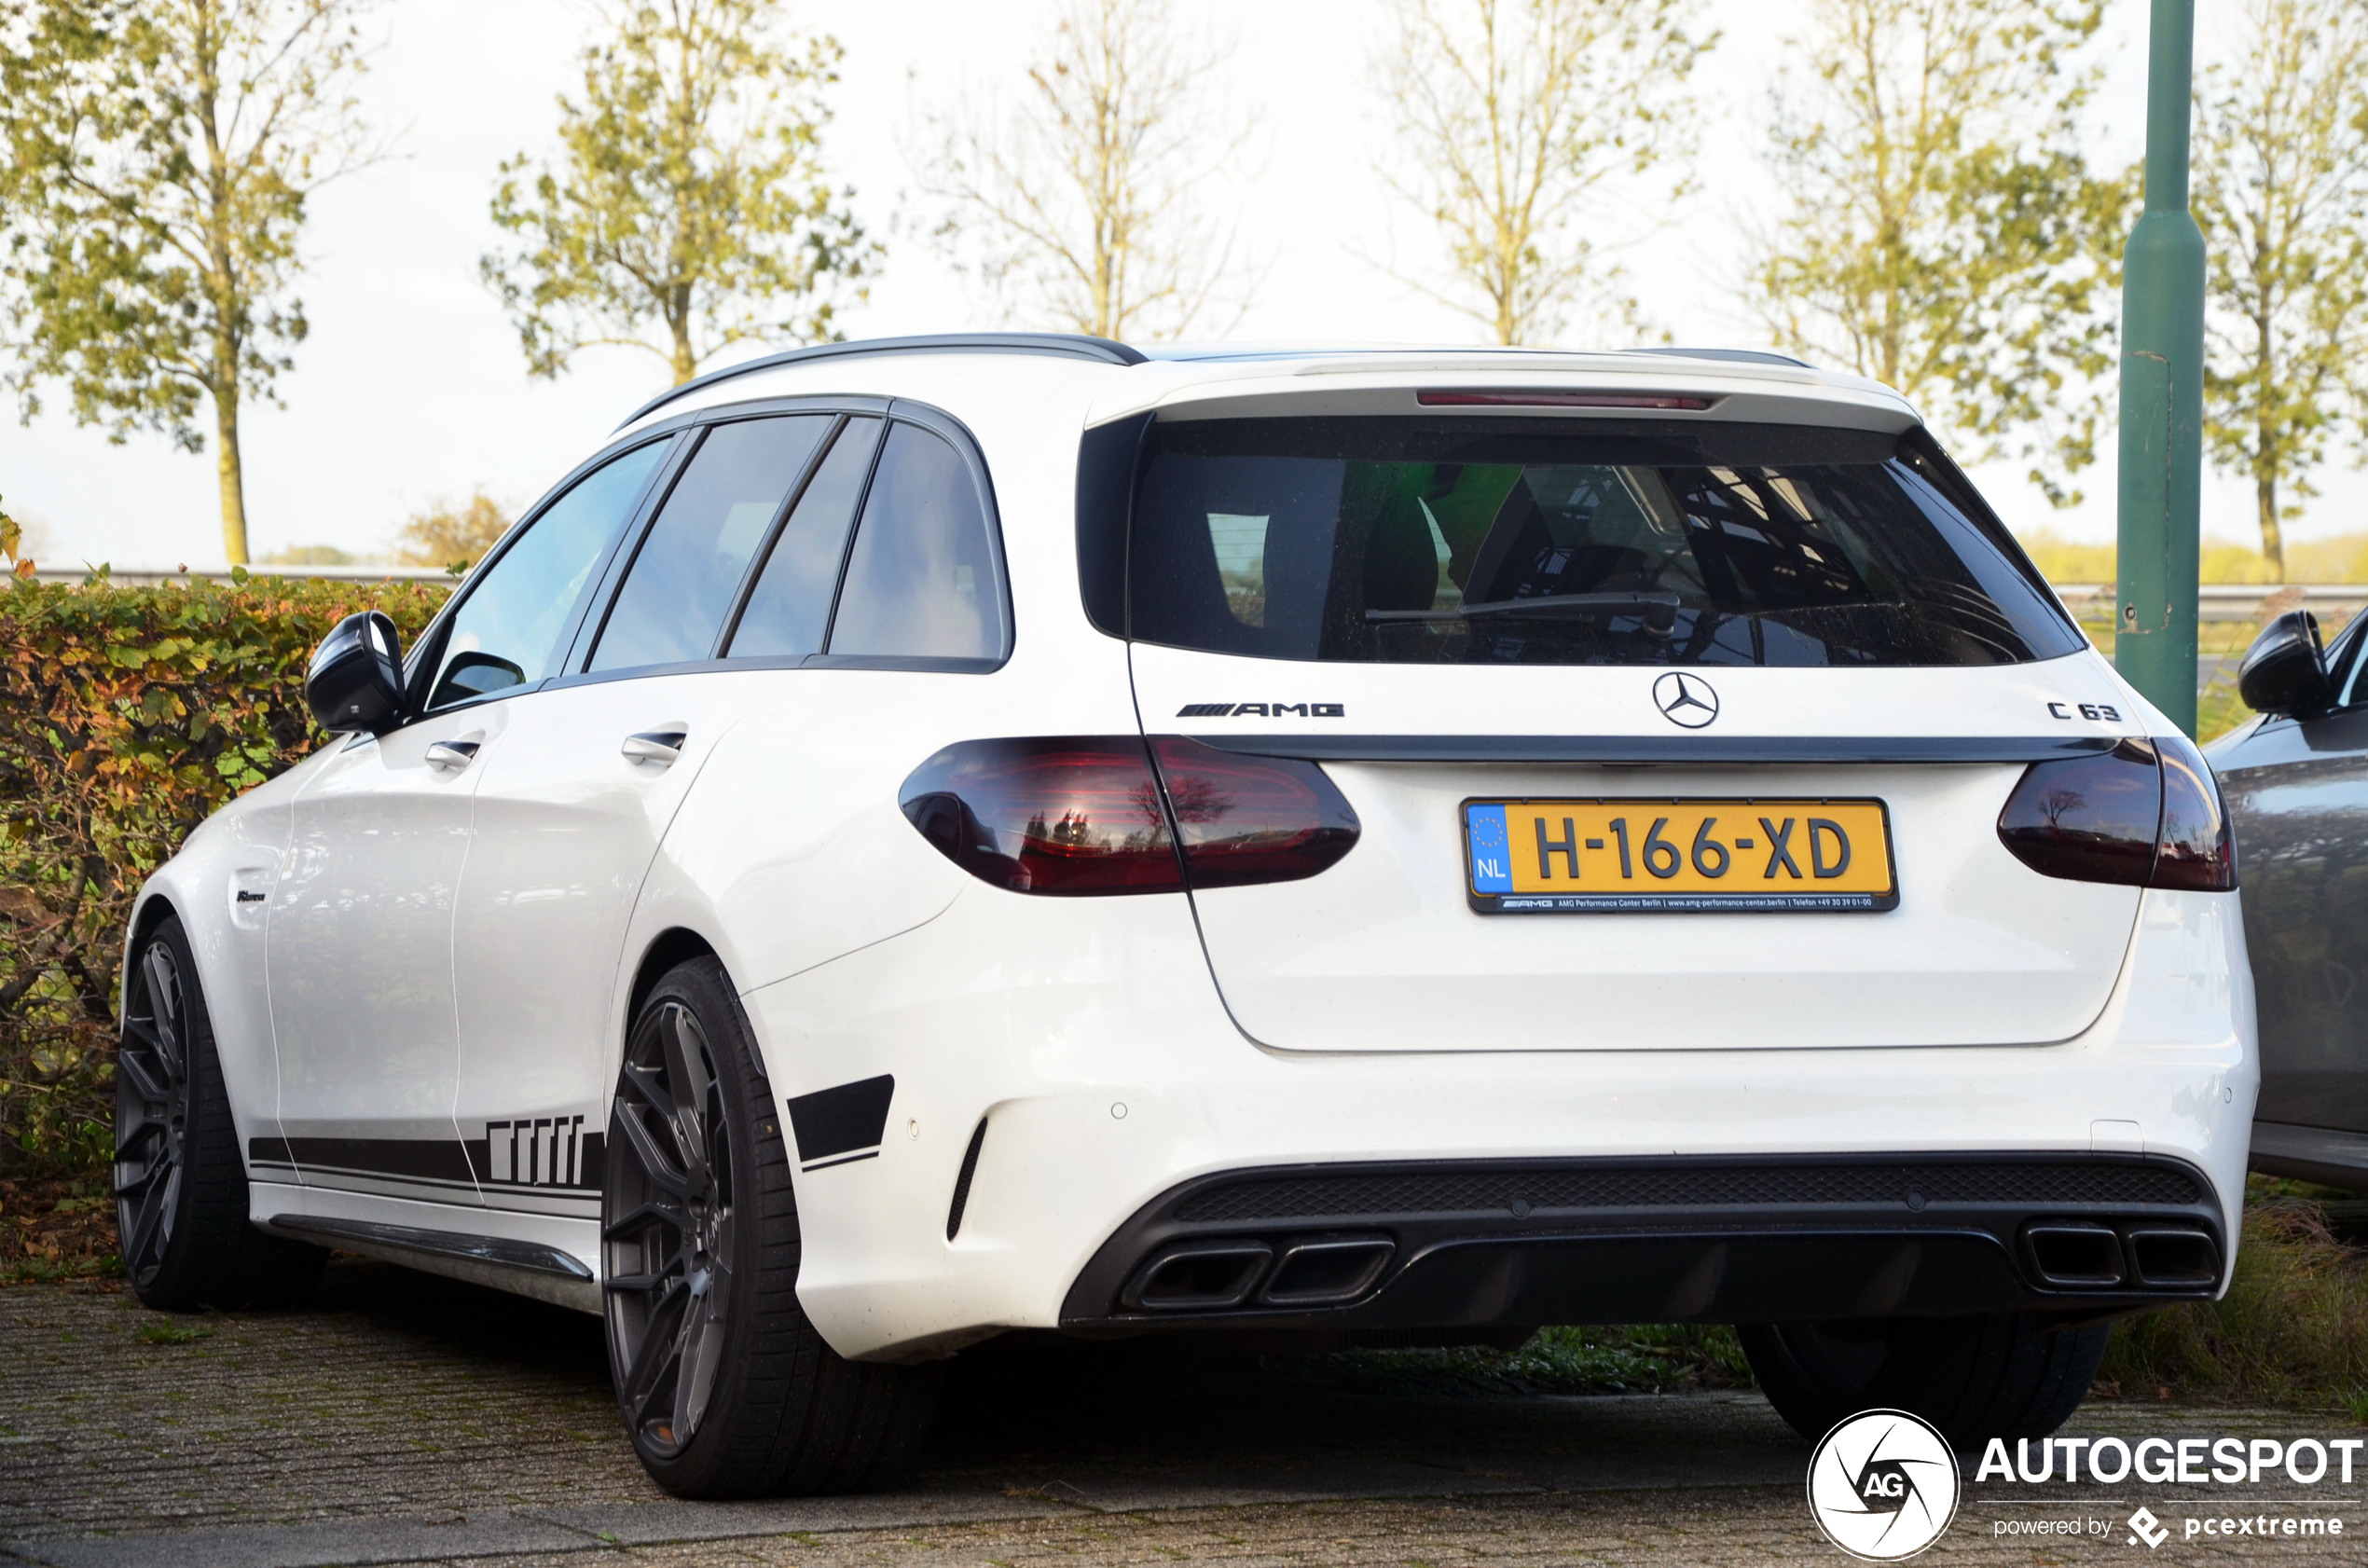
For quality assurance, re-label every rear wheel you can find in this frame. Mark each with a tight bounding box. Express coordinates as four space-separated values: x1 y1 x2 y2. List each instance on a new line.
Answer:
115 915 327 1310
1741 1313 2109 1449
602 956 938 1498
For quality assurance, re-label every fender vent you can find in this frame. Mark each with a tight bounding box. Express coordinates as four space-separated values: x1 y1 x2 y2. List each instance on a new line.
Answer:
946 1118 989 1241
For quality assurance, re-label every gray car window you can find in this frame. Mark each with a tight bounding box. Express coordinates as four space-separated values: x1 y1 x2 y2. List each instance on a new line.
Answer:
589 416 833 673
426 440 669 710
725 417 882 659
826 421 1007 660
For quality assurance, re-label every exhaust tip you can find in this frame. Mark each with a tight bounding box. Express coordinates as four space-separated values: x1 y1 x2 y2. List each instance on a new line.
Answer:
1121 1241 1273 1311
1260 1235 1395 1306
2127 1227 2220 1288
2022 1222 2126 1288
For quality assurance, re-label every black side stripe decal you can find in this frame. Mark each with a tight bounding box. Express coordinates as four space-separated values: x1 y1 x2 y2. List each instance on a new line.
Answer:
786 1075 894 1171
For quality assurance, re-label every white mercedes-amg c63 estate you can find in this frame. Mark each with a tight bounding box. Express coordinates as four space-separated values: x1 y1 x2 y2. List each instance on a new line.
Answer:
117 336 2252 1496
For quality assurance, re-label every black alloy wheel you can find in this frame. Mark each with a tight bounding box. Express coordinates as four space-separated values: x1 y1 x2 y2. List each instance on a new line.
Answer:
116 933 193 1290
599 956 939 1498
604 995 738 1460
113 915 325 1310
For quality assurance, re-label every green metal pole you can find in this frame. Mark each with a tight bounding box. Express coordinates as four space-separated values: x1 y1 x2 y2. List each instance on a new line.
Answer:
2114 0 2206 735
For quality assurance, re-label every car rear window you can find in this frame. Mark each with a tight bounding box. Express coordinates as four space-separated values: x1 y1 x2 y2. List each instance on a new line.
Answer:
1124 419 2082 667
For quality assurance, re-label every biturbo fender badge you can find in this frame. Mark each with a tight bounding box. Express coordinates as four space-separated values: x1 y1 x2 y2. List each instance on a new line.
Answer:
1652 672 1718 729
1177 702 1345 718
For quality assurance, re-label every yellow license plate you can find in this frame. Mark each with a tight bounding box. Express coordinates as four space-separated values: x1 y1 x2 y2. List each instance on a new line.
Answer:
1464 799 1898 914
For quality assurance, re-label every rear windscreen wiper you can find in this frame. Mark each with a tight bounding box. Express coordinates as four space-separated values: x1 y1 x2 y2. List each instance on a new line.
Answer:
1365 591 1683 633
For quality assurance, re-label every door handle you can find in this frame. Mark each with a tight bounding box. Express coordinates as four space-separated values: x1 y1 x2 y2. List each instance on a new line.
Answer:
425 740 481 773
622 730 688 766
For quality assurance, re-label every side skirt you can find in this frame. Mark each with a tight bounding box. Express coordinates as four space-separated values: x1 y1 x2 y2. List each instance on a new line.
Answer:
258 1212 600 1315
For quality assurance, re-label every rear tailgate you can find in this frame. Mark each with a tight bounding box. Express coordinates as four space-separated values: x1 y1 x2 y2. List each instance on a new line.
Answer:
1133 645 2145 1052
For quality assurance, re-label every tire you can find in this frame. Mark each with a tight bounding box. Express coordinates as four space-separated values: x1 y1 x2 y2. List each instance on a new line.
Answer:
602 956 940 1498
1741 1313 2109 1450
115 915 329 1311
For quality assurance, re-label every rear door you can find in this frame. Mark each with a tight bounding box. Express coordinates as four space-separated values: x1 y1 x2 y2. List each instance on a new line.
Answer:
449 413 843 1221
1121 413 2144 1052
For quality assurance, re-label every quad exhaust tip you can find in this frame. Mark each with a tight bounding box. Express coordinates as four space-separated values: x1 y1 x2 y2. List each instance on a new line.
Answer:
1121 1234 1396 1312
2020 1220 2219 1291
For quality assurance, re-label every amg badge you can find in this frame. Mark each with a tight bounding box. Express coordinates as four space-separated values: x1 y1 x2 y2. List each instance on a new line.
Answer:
1176 702 1345 718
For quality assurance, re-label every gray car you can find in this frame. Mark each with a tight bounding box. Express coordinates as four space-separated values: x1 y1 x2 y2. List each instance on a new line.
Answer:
2212 609 2368 1188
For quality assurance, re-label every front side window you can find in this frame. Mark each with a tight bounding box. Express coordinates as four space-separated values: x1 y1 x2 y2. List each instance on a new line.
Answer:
1127 420 2084 667
826 422 1008 661
425 440 669 709
589 415 833 672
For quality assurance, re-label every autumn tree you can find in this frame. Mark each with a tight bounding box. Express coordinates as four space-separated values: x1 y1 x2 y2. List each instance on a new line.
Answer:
0 0 382 565
392 491 510 573
916 0 1257 340
2194 0 2368 582
483 0 875 388
1370 0 1713 347
1745 0 2132 504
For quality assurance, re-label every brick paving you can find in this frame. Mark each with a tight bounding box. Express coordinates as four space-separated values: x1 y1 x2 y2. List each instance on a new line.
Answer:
4 1259 2362 1565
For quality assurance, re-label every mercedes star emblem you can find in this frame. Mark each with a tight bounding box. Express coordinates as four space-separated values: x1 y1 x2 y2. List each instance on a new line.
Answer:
1653 671 1719 728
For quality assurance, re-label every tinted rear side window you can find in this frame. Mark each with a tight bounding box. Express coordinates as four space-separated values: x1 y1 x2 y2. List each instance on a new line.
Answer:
589 415 832 672
1127 419 2082 667
827 422 1008 661
726 416 882 659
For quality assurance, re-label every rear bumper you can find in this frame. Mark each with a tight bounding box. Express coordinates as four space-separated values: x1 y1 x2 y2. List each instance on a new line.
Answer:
1057 1153 2225 1333
737 883 2254 1361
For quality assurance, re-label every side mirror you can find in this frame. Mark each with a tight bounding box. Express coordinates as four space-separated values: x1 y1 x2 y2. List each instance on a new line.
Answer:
2237 609 2333 719
306 611 408 735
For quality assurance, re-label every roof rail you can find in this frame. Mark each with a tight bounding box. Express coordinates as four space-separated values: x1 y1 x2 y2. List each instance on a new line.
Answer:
1634 346 1811 369
617 332 1147 429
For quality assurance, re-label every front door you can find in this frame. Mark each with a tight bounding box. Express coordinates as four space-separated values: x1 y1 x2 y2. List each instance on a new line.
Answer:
265 708 494 1202
267 433 679 1210
2223 628 2368 1135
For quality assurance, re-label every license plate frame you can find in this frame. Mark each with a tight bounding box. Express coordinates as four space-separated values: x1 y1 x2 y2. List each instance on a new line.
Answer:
1462 797 1900 915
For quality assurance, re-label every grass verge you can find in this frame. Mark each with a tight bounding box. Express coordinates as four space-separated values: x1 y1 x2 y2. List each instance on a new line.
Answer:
2100 1177 2368 1411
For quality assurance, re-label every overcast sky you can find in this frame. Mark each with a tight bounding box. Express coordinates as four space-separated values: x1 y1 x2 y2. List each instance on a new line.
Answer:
2 0 2347 570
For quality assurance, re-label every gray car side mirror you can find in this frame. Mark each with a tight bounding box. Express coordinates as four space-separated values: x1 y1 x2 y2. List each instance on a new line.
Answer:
2237 609 2333 719
306 611 409 735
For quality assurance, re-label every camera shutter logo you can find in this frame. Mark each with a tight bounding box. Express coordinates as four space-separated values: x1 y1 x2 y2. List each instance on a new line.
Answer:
1806 1409 1961 1561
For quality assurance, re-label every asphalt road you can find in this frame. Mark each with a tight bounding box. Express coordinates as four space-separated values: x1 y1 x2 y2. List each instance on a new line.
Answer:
1 1259 2359 1566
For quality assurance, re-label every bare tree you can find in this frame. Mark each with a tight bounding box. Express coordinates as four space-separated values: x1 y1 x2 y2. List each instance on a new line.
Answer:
2195 0 2368 581
1744 0 2131 506
1370 0 1714 347
0 0 385 565
916 0 1257 341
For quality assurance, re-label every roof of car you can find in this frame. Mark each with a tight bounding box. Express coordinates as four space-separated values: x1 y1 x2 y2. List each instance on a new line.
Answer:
617 332 1910 433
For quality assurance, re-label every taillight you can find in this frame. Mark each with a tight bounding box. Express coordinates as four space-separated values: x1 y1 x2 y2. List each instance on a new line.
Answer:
1148 736 1360 887
900 736 1361 895
2151 731 2237 891
1996 736 2236 891
900 737 1184 895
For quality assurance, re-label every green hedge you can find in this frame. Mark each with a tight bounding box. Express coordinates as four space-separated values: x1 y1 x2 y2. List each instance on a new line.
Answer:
0 571 450 1176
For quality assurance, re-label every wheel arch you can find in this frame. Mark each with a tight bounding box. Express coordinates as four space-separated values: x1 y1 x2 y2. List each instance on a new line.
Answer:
627 927 723 1023
121 887 182 1020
